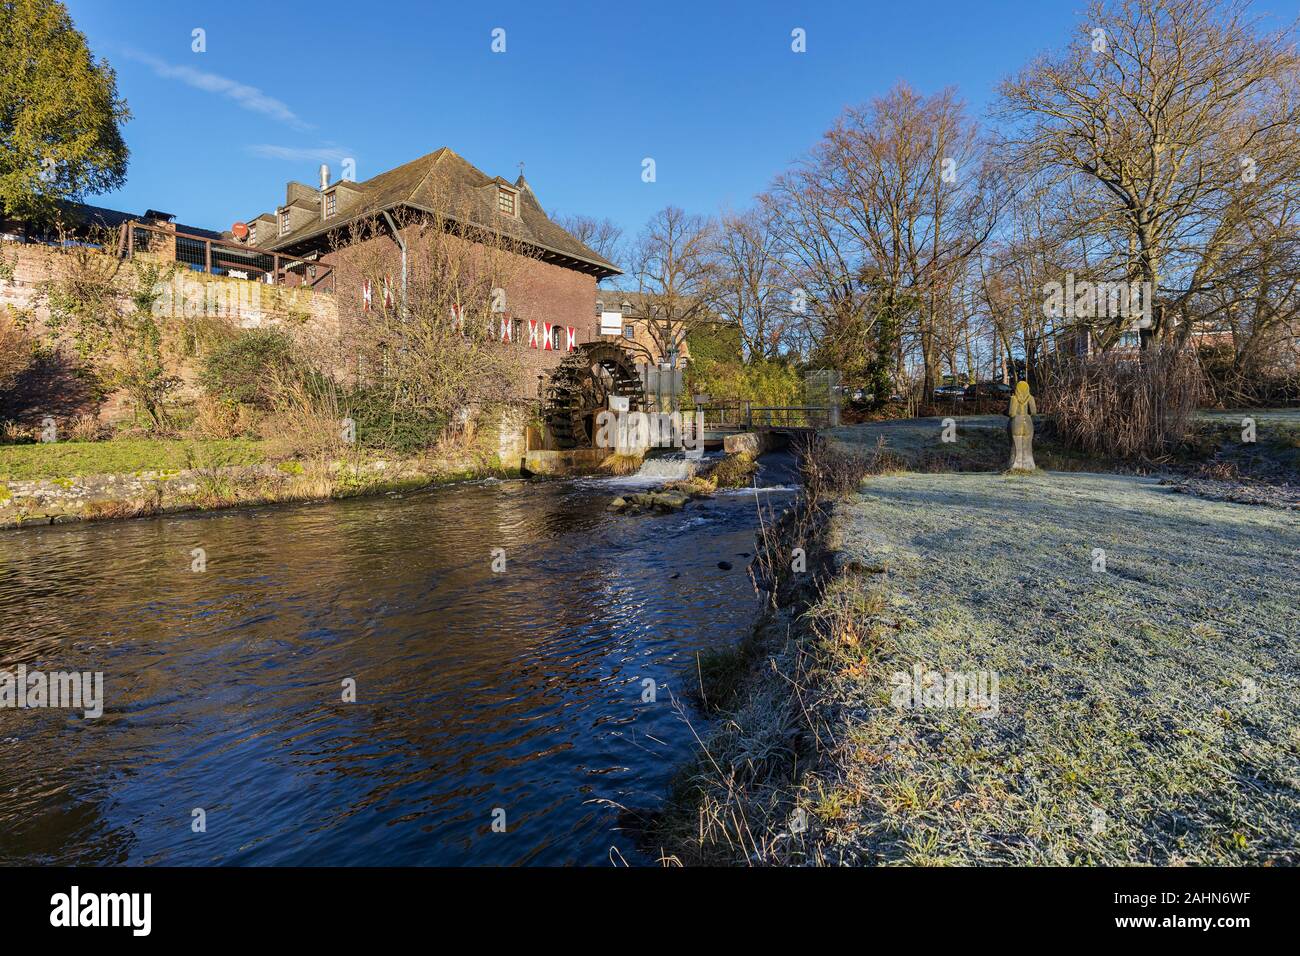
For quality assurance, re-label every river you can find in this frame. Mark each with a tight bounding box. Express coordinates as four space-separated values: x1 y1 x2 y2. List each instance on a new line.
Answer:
0 456 796 865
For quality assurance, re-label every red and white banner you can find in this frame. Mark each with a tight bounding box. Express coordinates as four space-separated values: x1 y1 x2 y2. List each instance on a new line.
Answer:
528 319 539 349
383 275 394 310
566 326 577 351
449 302 464 333
361 279 372 312
501 315 512 343
542 322 554 350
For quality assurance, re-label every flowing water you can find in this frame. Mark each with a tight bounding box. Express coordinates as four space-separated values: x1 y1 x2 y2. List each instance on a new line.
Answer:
631 454 701 483
0 456 797 865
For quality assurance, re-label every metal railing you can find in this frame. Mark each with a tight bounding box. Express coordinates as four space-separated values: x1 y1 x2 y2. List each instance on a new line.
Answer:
698 401 833 431
118 221 335 292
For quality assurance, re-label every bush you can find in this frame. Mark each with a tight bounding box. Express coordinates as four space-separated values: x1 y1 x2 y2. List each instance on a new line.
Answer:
685 325 803 406
798 435 903 500
0 312 34 396
343 386 445 454
68 414 106 442
193 394 258 439
257 372 346 459
1198 342 1300 408
1043 347 1204 459
199 328 296 408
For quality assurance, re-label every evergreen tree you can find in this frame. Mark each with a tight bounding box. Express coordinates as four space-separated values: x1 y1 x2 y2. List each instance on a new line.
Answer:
0 0 129 224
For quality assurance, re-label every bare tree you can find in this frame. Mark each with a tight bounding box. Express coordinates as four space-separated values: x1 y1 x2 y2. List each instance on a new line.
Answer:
998 0 1300 345
709 207 790 360
330 198 525 439
765 83 1000 395
551 212 625 270
626 206 719 367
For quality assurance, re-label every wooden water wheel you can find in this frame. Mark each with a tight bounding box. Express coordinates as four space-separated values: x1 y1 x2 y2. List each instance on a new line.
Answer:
543 342 646 449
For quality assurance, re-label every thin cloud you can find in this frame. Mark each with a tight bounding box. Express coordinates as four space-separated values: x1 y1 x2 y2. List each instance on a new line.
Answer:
124 50 312 130
246 145 354 163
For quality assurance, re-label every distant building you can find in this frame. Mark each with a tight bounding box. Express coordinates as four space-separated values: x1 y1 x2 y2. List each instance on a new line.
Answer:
593 290 694 368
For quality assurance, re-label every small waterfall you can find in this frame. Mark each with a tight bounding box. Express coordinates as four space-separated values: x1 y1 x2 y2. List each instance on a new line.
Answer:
634 455 699 482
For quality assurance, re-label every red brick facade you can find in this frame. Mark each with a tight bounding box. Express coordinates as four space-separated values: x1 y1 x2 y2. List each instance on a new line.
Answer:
320 225 601 401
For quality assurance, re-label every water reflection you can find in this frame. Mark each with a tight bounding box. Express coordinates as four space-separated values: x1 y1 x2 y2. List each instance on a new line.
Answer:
0 463 794 865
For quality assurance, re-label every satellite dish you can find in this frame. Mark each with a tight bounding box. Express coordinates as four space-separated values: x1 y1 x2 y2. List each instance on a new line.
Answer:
231 221 250 240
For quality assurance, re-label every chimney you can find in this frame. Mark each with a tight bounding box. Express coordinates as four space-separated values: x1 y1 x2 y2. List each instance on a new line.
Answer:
318 164 330 191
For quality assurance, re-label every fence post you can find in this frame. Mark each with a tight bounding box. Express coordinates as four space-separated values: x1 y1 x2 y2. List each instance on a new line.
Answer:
205 239 212 275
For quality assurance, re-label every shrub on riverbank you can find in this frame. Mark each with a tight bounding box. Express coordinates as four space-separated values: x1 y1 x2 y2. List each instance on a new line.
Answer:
341 384 446 454
709 451 758 488
199 328 297 408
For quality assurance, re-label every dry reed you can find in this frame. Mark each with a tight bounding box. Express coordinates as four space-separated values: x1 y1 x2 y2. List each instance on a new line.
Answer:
1043 346 1204 459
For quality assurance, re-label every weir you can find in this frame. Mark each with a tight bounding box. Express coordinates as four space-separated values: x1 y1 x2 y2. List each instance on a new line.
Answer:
633 454 701 482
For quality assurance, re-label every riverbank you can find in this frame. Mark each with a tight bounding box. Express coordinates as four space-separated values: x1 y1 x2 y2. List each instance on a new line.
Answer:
0 438 770 530
657 465 1300 865
826 410 1300 489
0 441 517 530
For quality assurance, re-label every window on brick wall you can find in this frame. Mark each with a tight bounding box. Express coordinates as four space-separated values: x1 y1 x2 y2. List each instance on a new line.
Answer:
624 325 635 340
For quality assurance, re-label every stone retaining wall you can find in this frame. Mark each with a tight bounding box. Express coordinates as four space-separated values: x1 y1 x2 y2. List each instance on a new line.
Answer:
0 455 481 530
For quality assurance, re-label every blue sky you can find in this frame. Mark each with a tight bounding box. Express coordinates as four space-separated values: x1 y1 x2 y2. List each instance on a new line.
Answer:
64 1 1094 236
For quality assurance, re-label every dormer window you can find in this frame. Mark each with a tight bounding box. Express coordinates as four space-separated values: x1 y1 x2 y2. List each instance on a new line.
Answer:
497 187 517 217
279 208 291 236
324 191 337 219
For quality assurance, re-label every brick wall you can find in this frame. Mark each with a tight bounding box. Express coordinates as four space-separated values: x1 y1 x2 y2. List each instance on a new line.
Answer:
3 230 606 411
1 241 340 422
0 242 338 341
322 225 602 401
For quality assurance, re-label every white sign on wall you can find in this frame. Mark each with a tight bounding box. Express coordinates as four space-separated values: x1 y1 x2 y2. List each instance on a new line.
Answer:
599 311 624 335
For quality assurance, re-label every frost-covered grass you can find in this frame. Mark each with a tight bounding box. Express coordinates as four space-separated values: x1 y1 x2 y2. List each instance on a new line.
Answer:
661 470 1299 866
826 415 1006 470
810 471 1300 864
828 410 1300 486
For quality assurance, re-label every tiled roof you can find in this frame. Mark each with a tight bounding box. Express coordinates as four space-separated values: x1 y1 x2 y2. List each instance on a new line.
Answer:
35 200 223 240
262 147 620 277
